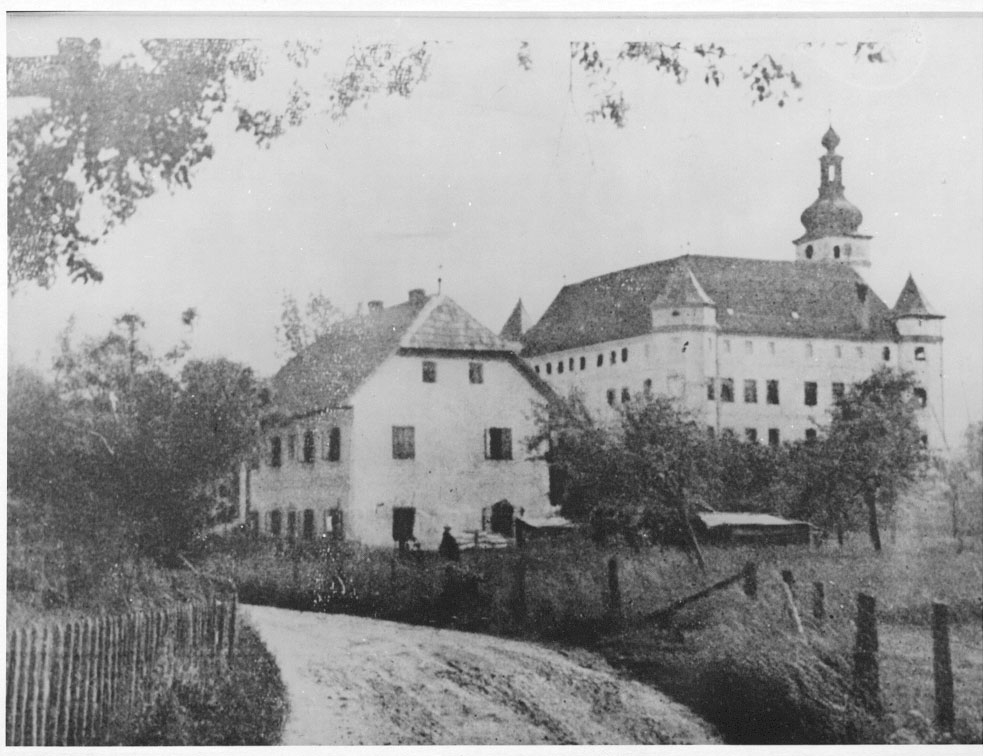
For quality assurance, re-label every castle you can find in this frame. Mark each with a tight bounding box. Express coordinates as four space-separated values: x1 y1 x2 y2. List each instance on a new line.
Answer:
511 127 945 448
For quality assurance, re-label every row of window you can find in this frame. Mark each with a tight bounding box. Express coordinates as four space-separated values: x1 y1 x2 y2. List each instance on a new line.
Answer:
268 425 515 466
535 347 630 376
270 427 341 467
422 360 485 384
535 341 925 376
711 425 928 447
392 426 514 461
262 508 344 539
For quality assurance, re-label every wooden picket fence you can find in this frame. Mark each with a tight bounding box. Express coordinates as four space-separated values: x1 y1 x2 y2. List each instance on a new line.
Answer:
5 595 237 747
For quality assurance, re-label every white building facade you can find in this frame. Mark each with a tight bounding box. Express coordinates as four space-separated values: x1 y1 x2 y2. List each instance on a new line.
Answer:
515 128 945 447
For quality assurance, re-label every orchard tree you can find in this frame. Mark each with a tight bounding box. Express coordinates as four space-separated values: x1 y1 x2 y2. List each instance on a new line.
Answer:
275 291 344 357
818 367 928 551
8 32 889 290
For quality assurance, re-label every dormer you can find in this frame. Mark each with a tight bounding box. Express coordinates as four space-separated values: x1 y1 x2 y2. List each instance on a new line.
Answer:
650 260 717 331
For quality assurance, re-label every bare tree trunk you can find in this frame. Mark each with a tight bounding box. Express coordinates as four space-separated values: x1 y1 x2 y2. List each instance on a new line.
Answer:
865 487 882 552
836 518 845 548
679 503 707 574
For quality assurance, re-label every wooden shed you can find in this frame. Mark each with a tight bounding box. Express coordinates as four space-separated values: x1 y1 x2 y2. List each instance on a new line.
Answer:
694 512 812 546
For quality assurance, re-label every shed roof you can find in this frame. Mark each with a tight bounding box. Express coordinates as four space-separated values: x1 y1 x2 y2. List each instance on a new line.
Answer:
521 255 897 356
697 512 810 529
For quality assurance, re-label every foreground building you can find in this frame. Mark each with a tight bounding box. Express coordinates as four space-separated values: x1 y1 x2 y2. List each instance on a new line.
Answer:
515 128 945 447
245 290 554 547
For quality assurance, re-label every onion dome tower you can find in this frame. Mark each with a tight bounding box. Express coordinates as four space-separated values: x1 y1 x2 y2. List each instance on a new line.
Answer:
794 127 872 267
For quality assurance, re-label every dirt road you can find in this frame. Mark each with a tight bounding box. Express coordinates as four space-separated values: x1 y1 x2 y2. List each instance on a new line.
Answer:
243 604 718 745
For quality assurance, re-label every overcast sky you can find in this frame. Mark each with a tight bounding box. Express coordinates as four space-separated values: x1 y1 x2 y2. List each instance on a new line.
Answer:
7 13 982 445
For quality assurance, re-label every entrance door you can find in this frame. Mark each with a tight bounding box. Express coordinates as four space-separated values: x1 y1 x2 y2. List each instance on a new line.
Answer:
490 499 514 537
392 507 416 550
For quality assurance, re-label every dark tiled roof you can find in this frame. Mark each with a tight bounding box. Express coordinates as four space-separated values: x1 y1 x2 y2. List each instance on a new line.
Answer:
521 255 897 356
893 274 943 318
269 297 429 417
402 297 512 351
500 298 532 340
269 295 549 419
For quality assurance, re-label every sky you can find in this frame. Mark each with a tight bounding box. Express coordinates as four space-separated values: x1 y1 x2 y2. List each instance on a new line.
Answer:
6 13 983 446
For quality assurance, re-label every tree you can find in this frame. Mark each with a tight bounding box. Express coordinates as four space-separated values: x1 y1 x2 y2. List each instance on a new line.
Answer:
275 291 344 357
809 367 928 551
8 32 888 290
31 312 261 562
938 422 984 551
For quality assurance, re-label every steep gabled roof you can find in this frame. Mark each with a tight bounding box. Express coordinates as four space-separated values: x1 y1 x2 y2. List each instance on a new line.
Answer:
269 294 540 418
652 260 715 308
500 298 532 341
892 274 943 319
521 254 897 356
269 296 429 417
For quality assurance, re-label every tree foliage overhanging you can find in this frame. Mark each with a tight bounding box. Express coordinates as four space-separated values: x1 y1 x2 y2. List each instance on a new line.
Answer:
8 33 889 290
530 366 929 551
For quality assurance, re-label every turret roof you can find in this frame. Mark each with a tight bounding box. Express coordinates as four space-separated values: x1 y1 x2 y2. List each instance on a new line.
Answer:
893 274 943 318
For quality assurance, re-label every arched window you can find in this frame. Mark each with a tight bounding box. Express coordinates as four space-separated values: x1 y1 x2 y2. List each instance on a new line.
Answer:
621 347 628 362
913 387 928 408
882 346 891 361
302 430 316 463
915 346 926 361
833 245 841 259
643 378 652 396
805 244 814 259
546 362 552 375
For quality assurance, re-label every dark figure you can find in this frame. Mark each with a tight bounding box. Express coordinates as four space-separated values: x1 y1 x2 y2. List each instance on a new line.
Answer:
438 526 460 561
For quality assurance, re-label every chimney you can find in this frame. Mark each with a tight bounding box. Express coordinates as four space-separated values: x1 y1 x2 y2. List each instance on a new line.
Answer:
408 288 427 306
367 300 384 314
856 282 871 332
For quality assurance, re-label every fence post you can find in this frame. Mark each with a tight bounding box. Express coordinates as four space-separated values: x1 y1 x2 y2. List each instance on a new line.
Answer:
812 582 825 625
38 624 52 746
607 557 623 630
512 556 527 623
48 624 63 746
780 570 804 636
854 592 881 713
932 602 955 734
8 627 22 746
742 561 757 599
68 621 81 746
228 593 238 659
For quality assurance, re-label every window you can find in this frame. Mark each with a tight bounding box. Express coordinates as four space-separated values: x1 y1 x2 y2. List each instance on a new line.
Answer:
422 360 437 383
621 387 630 403
546 362 552 375
485 427 513 460
534 364 540 374
722 428 736 439
569 357 575 371
805 244 814 259
287 510 297 539
805 342 814 358
597 354 604 367
745 428 758 443
707 378 715 401
805 428 818 444
920 434 929 447
744 380 758 404
287 434 297 461
832 382 845 401
804 382 818 406
607 389 616 406
302 509 315 540
392 426 415 459
323 426 341 462
269 509 282 536
882 346 891 361
766 380 779 405
768 428 780 446
270 436 282 468
833 244 841 259
557 361 564 374
610 350 617 365
326 509 344 540
745 340 753 355
580 356 586 370
302 430 316 463
469 362 484 384
707 426 716 438
621 347 628 363
915 346 926 361
720 378 734 403
913 387 927 408
643 378 652 396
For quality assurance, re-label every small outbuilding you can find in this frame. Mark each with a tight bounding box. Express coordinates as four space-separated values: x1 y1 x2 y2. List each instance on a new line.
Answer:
694 512 812 546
